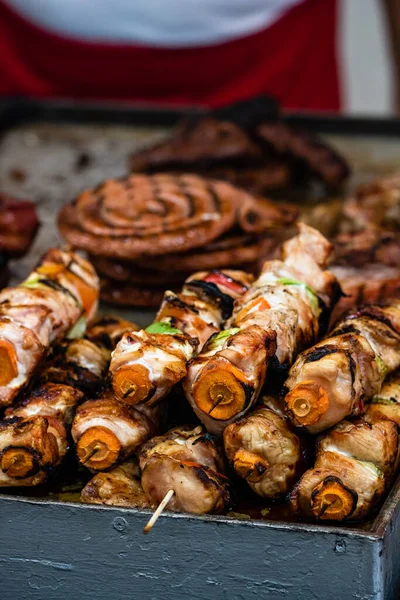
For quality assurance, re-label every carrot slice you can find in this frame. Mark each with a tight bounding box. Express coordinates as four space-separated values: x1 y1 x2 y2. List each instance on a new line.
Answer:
0 340 18 386
66 271 97 317
233 449 269 483
112 364 153 405
76 426 121 471
0 447 37 478
193 361 248 420
311 477 357 520
285 380 329 426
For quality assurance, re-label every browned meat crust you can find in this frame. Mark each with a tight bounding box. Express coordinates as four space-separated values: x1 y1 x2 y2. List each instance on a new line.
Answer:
81 460 152 508
129 115 349 191
329 264 400 326
133 235 275 273
99 279 173 308
58 173 246 259
130 118 263 172
256 122 350 189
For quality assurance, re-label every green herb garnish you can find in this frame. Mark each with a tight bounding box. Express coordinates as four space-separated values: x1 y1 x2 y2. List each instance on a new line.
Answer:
66 315 87 340
276 278 320 313
20 275 41 289
370 396 396 406
145 322 183 335
375 355 388 379
207 327 240 350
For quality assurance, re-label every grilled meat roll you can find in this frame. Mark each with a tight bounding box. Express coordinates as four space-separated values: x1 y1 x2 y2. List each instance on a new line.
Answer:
184 224 340 435
139 425 231 515
81 458 151 508
290 417 398 521
0 416 61 485
5 382 83 464
111 329 197 407
5 382 82 428
110 270 252 407
183 326 277 435
0 249 99 407
41 338 110 397
72 391 157 471
285 302 400 434
86 316 140 350
223 399 303 499
41 315 138 398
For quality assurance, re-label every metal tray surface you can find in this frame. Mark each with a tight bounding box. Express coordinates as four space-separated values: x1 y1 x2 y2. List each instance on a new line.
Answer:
0 99 399 599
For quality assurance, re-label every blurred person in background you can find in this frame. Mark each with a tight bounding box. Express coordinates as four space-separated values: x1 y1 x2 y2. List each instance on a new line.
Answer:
0 0 399 113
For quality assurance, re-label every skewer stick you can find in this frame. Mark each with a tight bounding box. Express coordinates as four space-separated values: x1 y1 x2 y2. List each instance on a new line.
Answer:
80 446 100 465
143 489 175 534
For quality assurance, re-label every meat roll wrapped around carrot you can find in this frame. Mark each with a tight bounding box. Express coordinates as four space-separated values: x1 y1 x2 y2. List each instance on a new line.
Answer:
72 391 157 471
5 383 83 465
81 458 151 508
0 249 99 406
223 397 304 499
184 224 341 435
290 417 398 521
0 416 61 485
41 315 139 397
110 270 252 406
139 425 231 515
183 326 277 435
285 302 400 434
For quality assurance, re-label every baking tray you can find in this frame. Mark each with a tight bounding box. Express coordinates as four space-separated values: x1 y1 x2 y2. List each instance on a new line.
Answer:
0 98 400 600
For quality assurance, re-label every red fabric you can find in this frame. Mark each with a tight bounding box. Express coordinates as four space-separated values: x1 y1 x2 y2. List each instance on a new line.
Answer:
0 0 340 111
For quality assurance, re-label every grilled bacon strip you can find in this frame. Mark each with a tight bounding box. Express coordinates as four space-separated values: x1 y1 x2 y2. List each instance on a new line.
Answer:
184 224 340 435
139 425 231 515
81 459 152 508
290 417 398 521
0 249 99 407
223 398 304 499
110 270 252 407
72 391 157 471
0 416 60 485
285 303 400 434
